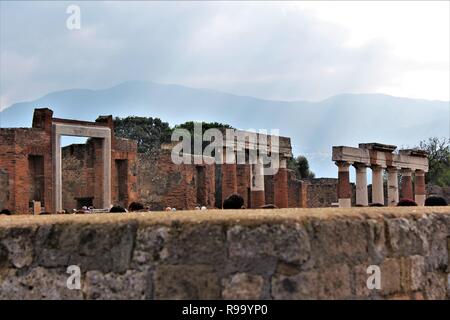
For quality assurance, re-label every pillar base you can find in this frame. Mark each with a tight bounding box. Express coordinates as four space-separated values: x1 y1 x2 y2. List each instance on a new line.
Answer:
415 194 426 206
338 198 351 208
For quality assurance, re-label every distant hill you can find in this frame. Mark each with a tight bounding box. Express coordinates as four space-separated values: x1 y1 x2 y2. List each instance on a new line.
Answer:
1 81 448 178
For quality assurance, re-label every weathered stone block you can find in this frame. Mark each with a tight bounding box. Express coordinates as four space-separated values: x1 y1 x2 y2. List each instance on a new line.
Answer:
0 267 82 300
132 226 169 266
417 215 449 271
424 272 447 300
386 218 425 257
227 223 310 265
35 222 137 273
153 265 220 299
0 226 36 268
221 273 264 300
403 255 426 292
271 271 318 300
316 264 352 299
380 258 402 296
83 269 150 300
366 219 386 264
309 218 368 266
354 264 376 298
164 223 227 265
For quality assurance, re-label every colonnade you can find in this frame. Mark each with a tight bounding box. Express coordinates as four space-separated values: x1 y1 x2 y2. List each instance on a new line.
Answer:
336 161 426 207
332 143 429 207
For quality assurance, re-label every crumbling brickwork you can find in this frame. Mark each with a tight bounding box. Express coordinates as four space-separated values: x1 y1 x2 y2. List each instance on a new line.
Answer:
307 178 357 208
0 123 52 213
0 108 138 213
2 108 308 212
288 171 308 208
135 150 215 210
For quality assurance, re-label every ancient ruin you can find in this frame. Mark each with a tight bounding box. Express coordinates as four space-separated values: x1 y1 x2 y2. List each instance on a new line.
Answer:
0 108 138 214
0 108 308 213
332 143 429 207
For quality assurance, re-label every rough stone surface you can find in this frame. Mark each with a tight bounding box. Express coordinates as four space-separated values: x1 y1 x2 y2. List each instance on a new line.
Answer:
222 273 264 299
0 207 449 299
153 265 220 299
83 269 150 300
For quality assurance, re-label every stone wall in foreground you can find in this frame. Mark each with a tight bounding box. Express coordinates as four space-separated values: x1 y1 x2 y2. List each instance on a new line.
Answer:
0 207 449 300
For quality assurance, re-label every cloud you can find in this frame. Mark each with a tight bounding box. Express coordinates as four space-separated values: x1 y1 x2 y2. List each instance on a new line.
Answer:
0 1 448 109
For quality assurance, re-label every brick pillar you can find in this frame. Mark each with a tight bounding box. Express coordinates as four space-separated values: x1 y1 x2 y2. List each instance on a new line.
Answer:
273 158 288 208
401 168 413 200
354 163 368 206
221 148 237 200
336 161 351 207
387 167 399 206
414 170 426 206
236 164 251 208
32 108 53 133
250 158 265 208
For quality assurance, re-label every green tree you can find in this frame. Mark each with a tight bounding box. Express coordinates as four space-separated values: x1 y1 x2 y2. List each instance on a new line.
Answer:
288 155 315 179
417 137 450 187
173 121 234 155
113 116 172 153
173 121 233 134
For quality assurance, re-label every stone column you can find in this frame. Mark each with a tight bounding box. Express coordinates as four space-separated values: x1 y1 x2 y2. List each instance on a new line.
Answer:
273 157 288 208
401 168 413 200
414 169 426 206
354 163 368 206
387 167 399 206
221 148 237 200
336 161 351 208
371 165 384 205
251 157 265 208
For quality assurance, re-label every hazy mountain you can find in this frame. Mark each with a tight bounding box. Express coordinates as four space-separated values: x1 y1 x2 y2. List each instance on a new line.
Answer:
1 81 448 178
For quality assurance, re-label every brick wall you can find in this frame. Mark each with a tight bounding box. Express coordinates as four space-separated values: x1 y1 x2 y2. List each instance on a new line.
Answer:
307 178 356 208
0 169 9 210
0 126 52 213
136 150 216 210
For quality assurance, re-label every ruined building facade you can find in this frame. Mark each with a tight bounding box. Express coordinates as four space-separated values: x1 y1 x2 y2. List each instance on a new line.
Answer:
0 108 138 213
0 108 308 213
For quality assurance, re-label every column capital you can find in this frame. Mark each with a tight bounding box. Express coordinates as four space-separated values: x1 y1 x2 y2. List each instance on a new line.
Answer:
353 162 369 170
401 167 413 176
370 164 384 171
386 166 400 173
335 161 351 171
415 169 425 176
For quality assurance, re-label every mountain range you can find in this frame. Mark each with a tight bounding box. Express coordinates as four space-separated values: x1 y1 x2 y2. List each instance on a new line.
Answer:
1 81 448 178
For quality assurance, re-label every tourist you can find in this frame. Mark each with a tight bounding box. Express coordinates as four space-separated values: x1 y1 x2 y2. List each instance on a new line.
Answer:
165 207 172 211
424 196 448 206
201 206 207 210
0 209 11 215
128 202 145 212
109 205 127 213
397 199 418 206
223 193 245 209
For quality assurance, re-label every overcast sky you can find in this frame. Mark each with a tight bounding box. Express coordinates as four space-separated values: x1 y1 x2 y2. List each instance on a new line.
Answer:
0 1 449 110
